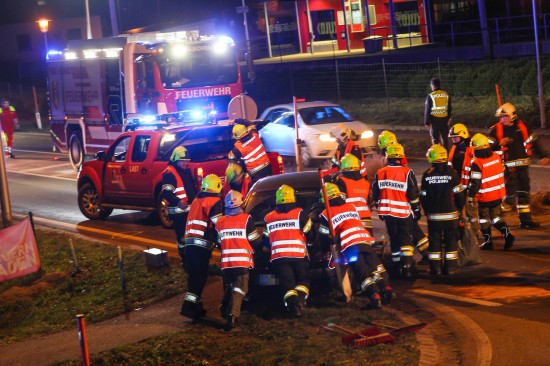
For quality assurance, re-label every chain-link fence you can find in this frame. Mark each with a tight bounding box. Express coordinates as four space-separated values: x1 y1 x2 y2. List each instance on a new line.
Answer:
249 57 550 110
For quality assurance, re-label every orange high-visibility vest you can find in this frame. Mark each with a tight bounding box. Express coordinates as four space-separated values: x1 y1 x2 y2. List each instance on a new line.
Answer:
470 152 506 203
162 165 188 213
265 207 307 261
448 144 474 187
494 120 532 160
340 176 371 219
376 165 413 218
185 196 221 240
233 132 271 175
320 203 375 252
216 213 254 269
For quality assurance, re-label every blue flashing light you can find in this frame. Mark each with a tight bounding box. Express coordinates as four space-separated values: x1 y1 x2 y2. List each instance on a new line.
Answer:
141 115 157 123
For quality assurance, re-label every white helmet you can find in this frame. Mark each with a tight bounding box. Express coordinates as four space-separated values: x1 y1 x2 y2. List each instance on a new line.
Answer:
224 190 244 209
330 123 351 141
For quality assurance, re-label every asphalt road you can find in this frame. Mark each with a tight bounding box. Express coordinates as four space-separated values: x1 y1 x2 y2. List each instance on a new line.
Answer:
3 131 550 366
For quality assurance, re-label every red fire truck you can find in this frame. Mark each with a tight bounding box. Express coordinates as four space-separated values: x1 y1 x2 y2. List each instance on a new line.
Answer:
47 31 242 169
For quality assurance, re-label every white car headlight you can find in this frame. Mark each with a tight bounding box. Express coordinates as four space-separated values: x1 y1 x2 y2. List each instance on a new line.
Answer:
361 130 374 139
318 134 336 142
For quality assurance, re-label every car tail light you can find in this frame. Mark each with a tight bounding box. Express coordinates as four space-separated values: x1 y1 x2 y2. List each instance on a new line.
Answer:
277 155 284 173
197 167 204 179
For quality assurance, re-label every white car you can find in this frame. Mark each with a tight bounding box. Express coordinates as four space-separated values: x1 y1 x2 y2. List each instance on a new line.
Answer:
259 101 376 165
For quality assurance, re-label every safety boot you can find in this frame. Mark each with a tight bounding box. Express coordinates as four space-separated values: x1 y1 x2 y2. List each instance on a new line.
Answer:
520 220 540 229
381 285 393 305
368 293 382 309
480 228 494 250
498 225 515 250
224 315 239 332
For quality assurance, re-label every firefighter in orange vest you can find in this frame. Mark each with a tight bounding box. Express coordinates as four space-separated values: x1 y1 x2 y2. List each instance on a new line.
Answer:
336 153 373 235
264 184 314 317
216 190 261 331
372 143 421 278
319 183 392 308
180 174 223 320
330 123 367 178
420 145 465 275
468 134 514 250
229 123 271 184
378 131 430 263
161 146 192 264
225 162 252 197
489 103 549 228
448 123 479 230
424 78 452 150
0 98 19 158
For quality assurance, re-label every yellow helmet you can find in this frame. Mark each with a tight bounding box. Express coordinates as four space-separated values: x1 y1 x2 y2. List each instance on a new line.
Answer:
276 184 296 204
170 146 189 162
330 123 351 141
426 144 448 163
448 123 469 139
320 182 342 203
470 133 490 150
224 190 244 208
495 102 517 121
340 153 361 171
232 123 249 140
201 174 223 193
377 130 397 149
386 143 405 159
225 163 244 184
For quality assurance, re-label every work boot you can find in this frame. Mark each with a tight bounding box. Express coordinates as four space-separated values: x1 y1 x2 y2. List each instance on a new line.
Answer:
368 293 382 309
480 228 494 250
224 316 239 332
180 301 198 320
381 285 393 305
520 220 540 229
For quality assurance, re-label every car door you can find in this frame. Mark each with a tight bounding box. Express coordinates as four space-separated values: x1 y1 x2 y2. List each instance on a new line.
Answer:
103 134 155 206
260 114 296 156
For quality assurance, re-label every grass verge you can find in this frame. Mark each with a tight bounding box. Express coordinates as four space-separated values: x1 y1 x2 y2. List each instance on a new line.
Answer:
0 228 186 346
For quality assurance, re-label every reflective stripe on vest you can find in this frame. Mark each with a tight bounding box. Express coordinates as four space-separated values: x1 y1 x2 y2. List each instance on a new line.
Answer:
427 211 460 221
234 133 270 175
216 213 254 269
341 176 371 219
265 207 307 261
321 203 375 252
185 196 221 240
162 165 188 213
495 120 532 159
377 165 413 218
471 153 506 202
429 90 449 118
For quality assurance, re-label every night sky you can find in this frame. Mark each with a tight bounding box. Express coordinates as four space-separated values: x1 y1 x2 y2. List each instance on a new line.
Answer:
0 0 245 35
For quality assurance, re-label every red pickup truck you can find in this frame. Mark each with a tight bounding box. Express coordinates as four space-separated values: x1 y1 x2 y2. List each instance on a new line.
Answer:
76 122 284 228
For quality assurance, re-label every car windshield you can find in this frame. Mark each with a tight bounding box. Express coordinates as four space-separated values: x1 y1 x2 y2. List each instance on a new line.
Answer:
298 106 354 125
158 126 234 161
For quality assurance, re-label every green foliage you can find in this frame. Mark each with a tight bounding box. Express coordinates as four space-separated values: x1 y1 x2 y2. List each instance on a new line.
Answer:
0 229 186 345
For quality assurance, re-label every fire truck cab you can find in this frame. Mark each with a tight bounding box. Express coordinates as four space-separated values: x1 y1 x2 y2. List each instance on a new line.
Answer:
47 31 242 170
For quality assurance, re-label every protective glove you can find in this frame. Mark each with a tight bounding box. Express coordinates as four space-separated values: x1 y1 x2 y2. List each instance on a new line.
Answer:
413 209 421 221
466 197 477 217
378 214 385 222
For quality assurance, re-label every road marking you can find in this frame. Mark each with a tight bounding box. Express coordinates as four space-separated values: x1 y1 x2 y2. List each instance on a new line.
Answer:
7 169 76 181
17 163 73 173
410 295 492 366
409 288 502 307
14 148 64 156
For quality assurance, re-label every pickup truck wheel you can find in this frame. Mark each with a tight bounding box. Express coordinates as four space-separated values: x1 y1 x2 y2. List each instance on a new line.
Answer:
157 194 174 229
78 183 113 220
69 133 85 171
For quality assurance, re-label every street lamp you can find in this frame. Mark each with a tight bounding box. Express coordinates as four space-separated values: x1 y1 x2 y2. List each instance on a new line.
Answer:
37 19 50 55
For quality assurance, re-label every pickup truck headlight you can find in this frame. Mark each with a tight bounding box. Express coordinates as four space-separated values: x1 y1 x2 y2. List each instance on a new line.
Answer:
361 130 374 139
318 134 336 142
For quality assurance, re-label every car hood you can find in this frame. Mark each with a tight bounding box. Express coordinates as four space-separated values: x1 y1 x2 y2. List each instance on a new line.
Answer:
302 120 371 133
